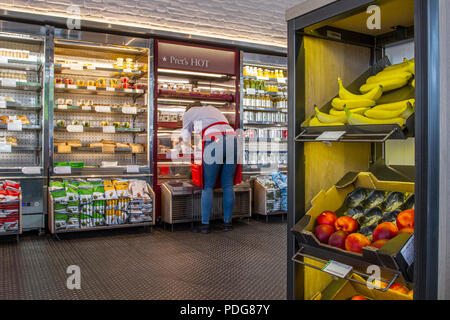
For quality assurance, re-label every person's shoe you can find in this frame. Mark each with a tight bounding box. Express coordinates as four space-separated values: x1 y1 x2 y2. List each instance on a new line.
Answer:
192 224 210 234
223 222 233 232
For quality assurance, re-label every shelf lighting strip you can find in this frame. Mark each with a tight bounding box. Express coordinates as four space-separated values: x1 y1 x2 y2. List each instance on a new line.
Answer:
158 68 227 78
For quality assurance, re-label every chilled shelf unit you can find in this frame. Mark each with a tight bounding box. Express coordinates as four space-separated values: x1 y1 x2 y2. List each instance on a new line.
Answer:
241 53 288 178
154 40 244 220
47 29 154 234
0 22 48 233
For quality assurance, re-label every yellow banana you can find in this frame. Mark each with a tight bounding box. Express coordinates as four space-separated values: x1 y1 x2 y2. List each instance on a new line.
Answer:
383 61 409 72
411 79 415 88
366 71 412 84
400 102 415 119
377 60 414 77
371 99 415 111
315 107 347 123
364 105 407 119
331 98 376 110
360 77 408 93
345 107 406 126
338 77 383 101
330 107 369 116
309 116 344 127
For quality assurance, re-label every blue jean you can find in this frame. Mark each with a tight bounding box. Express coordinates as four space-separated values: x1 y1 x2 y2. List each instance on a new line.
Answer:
201 135 237 224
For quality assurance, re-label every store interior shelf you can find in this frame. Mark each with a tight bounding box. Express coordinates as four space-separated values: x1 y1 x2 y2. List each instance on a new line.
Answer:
0 124 41 130
54 64 146 79
157 153 194 161
54 221 153 234
0 81 42 91
0 58 41 71
2 102 41 111
54 146 145 154
157 122 182 129
245 138 287 142
1 146 42 152
158 91 234 102
243 107 287 112
54 126 145 133
243 121 288 126
53 105 147 114
54 85 145 97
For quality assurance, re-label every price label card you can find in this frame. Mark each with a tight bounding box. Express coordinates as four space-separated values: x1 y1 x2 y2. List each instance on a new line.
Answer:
7 122 22 131
81 106 92 111
322 260 353 279
135 89 144 93
124 88 133 93
124 68 132 73
55 84 65 89
0 97 6 109
86 65 95 70
0 144 12 153
106 87 115 92
126 165 140 173
66 124 84 133
122 106 137 114
95 105 111 113
22 167 41 175
277 77 287 84
2 79 17 87
70 65 83 71
256 76 269 81
102 125 115 133
57 104 68 110
246 88 256 95
0 57 8 64
87 86 96 90
316 131 346 142
54 166 71 175
67 84 77 89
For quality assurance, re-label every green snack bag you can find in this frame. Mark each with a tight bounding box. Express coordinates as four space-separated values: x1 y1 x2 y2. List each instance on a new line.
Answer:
51 189 68 203
54 213 68 230
93 185 105 200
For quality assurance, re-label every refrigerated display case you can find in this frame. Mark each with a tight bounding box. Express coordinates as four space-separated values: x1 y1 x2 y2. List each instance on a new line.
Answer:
0 21 48 233
47 28 154 234
241 53 288 178
286 0 428 300
154 40 249 221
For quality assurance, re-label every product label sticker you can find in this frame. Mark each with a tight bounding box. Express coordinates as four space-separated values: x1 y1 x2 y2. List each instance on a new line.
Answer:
67 84 77 89
21 167 41 174
126 165 140 173
55 84 65 89
0 57 7 64
57 104 68 110
66 124 84 133
316 131 346 142
277 77 287 84
102 125 115 133
122 106 137 114
322 260 353 279
95 105 111 113
2 79 17 87
0 144 12 153
7 122 22 131
87 86 96 90
106 87 115 92
246 88 256 95
54 166 71 174
0 97 6 108
81 106 92 111
70 65 83 71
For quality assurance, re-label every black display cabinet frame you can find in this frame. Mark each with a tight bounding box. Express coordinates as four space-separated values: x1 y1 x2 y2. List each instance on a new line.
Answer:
287 0 440 300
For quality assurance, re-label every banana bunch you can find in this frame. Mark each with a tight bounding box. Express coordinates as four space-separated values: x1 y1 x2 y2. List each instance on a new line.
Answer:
360 58 415 94
345 107 406 127
364 99 415 120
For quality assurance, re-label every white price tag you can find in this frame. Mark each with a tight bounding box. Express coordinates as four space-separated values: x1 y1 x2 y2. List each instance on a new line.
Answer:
7 122 22 131
316 131 346 142
95 105 111 113
87 86 96 90
81 106 92 111
0 57 7 64
0 144 12 153
126 165 139 173
256 76 269 81
246 88 256 95
106 87 115 92
2 79 17 87
54 166 71 174
277 77 287 84
21 167 41 175
122 106 137 114
86 65 95 70
102 125 115 133
67 84 77 89
0 97 6 109
135 89 144 93
322 260 353 279
66 124 84 133
57 104 68 110
70 65 83 71
124 68 132 73
55 84 65 89
124 88 133 93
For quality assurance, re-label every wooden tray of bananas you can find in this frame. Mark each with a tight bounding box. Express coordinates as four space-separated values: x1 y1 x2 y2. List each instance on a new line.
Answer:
300 58 415 142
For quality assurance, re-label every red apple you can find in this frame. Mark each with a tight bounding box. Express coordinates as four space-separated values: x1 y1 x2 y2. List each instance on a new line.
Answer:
373 222 399 242
328 230 348 249
316 211 337 227
314 224 335 244
335 216 358 233
351 295 368 300
389 283 409 295
345 233 371 253
397 209 414 229
371 239 388 249
399 227 414 235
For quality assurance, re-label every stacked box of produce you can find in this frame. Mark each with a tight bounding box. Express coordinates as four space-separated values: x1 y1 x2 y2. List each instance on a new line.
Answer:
291 172 414 272
0 180 20 233
50 179 153 231
256 176 282 213
308 58 415 127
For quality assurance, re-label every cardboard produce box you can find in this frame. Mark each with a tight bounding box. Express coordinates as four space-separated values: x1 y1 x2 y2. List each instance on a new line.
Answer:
313 274 412 300
291 172 414 278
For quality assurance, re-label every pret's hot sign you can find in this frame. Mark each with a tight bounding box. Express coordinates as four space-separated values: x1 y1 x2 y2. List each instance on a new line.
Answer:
157 41 236 75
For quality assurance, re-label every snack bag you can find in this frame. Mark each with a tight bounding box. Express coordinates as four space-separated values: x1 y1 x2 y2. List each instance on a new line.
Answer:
104 180 118 200
54 213 68 230
92 184 105 200
78 183 93 204
66 184 79 201
114 180 129 198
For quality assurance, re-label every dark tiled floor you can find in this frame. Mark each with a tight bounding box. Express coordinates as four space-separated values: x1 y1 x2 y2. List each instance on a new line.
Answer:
0 218 286 300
